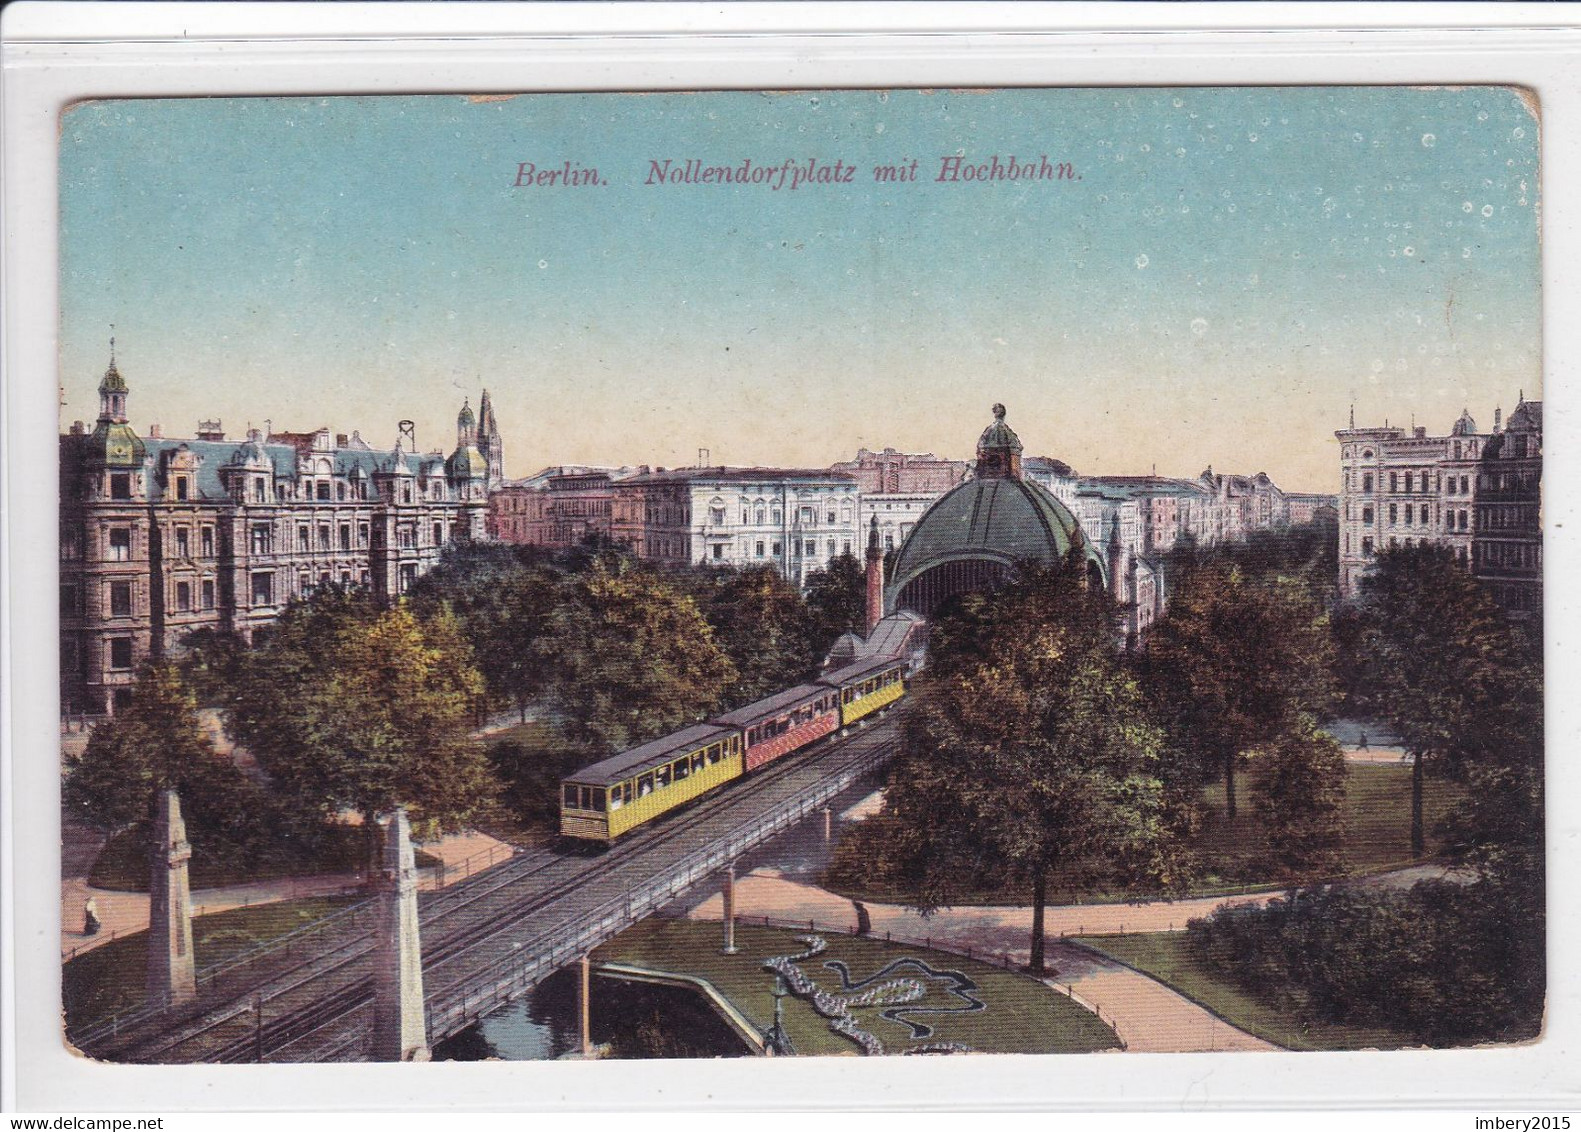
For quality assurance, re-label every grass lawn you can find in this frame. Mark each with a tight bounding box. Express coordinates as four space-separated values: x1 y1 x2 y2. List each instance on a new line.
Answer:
824 761 1462 906
88 823 439 891
1075 932 1416 1052
63 896 361 1036
594 919 1119 1056
1195 762 1463 884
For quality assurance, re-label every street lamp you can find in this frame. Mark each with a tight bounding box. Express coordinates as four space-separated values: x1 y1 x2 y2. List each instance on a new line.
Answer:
764 972 793 1057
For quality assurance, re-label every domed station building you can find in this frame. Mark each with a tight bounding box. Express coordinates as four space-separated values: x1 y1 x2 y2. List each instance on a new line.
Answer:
884 404 1108 618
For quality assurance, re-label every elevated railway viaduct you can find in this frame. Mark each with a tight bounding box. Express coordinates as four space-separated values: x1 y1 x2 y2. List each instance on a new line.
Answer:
77 714 901 1063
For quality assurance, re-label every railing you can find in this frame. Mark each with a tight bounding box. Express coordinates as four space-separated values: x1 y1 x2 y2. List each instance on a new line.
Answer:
66 842 521 1051
420 739 897 1047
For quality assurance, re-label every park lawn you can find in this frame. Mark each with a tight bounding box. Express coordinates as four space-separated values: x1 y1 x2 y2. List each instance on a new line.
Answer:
63 896 361 1037
88 823 439 891
595 919 1119 1056
1075 932 1416 1052
1195 762 1464 883
823 761 1460 907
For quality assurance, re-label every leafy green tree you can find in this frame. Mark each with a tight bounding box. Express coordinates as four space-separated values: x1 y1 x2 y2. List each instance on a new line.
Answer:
172 626 247 706
803 551 866 657
1251 714 1346 885
227 590 497 868
410 545 561 723
1142 564 1337 819
65 661 268 867
1354 545 1530 856
879 556 1195 972
688 565 818 708
538 559 737 756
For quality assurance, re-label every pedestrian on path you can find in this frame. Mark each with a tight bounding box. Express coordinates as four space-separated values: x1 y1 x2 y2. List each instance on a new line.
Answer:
82 896 100 937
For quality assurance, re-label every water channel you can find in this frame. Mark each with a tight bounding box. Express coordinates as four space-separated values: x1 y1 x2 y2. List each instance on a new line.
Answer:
433 779 880 1061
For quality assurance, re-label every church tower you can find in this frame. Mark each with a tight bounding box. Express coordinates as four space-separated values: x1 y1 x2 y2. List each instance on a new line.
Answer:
975 403 1024 480
477 389 504 491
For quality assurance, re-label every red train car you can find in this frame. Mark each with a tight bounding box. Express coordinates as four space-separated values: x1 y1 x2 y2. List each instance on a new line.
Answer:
711 683 840 772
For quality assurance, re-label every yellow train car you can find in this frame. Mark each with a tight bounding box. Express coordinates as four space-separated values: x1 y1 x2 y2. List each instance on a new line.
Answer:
560 723 744 842
821 656 907 729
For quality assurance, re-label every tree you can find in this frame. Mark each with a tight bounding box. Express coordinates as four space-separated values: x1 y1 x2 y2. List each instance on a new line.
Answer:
408 544 560 722
227 589 497 869
803 551 867 658
1354 545 1529 856
537 559 737 756
1142 564 1337 818
1251 713 1346 885
879 556 1194 972
688 565 818 708
65 661 268 866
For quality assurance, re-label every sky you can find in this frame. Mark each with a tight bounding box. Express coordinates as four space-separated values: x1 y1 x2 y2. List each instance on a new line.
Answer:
59 87 1540 492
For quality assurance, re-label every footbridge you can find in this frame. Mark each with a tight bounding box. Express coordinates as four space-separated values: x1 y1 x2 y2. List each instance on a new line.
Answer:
76 714 901 1063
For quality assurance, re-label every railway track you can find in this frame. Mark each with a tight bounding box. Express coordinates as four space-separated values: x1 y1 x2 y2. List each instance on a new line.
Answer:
90 715 901 1064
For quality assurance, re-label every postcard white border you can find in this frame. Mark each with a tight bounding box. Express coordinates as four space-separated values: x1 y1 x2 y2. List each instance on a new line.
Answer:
3 1 1578 1114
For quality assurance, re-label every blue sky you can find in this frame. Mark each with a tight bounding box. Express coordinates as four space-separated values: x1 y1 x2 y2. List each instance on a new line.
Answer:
60 87 1539 490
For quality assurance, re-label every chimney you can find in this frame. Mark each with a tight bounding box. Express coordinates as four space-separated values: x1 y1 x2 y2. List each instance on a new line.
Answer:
865 516 884 635
70 420 85 436
148 424 163 439
1494 406 1503 434
336 433 349 448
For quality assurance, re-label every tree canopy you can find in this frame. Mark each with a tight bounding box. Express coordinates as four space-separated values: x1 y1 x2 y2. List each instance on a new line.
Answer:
803 551 868 659
1141 562 1337 818
226 588 497 841
878 556 1194 971
536 559 737 756
65 661 272 869
1351 544 1535 855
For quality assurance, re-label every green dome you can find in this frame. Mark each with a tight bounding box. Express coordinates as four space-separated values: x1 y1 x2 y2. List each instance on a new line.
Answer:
446 444 485 479
87 420 146 466
886 476 1105 615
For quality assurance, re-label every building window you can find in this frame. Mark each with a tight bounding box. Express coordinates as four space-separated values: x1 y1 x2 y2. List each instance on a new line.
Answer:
253 480 267 503
1420 504 1430 525
201 579 215 609
433 522 444 547
251 523 273 555
108 637 133 670
1390 473 1398 493
201 527 214 557
712 544 724 561
109 528 132 561
843 540 852 555
772 541 782 557
318 524 331 550
755 541 765 558
1361 506 1373 526
316 481 331 501
1388 504 1397 526
109 581 132 617
109 473 132 500
176 581 191 612
1361 537 1374 557
399 563 417 593
251 571 274 606
175 476 189 501
1362 473 1373 494
828 539 837 557
359 524 370 548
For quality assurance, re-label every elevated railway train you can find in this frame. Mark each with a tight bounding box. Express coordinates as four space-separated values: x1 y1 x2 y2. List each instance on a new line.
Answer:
559 627 917 844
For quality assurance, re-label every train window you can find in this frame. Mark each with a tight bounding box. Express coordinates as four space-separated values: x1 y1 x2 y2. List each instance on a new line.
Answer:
693 752 706 771
623 782 634 804
563 784 579 808
591 788 607 812
747 727 758 746
655 765 672 788
579 787 593 810
675 758 690 781
609 786 625 811
638 773 654 797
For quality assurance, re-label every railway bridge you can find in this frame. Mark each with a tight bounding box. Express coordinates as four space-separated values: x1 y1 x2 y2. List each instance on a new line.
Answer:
75 715 901 1063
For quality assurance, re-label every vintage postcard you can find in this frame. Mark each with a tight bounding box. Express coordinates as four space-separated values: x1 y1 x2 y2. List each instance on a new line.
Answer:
53 84 1543 1072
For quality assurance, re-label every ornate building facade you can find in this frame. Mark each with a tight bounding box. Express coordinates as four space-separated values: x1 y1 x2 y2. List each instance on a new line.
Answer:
60 352 491 717
1334 398 1542 619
